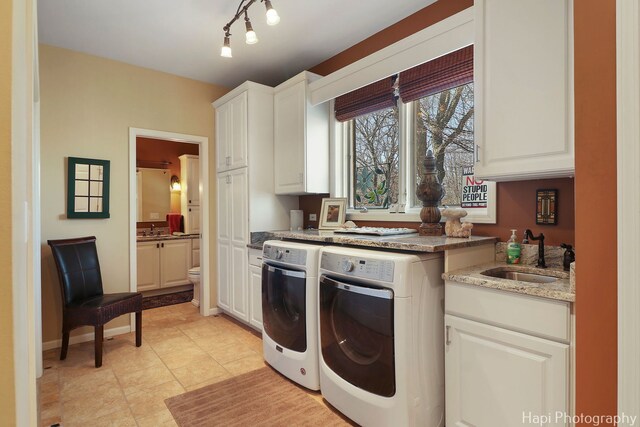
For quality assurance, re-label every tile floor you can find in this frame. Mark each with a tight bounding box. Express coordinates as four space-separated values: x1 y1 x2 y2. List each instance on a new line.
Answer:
39 303 283 426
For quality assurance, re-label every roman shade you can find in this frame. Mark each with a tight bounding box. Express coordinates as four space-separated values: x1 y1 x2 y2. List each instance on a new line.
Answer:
399 45 473 102
334 75 397 122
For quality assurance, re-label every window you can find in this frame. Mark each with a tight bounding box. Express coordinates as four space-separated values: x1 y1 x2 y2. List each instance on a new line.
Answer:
335 46 496 223
351 106 399 209
412 82 474 207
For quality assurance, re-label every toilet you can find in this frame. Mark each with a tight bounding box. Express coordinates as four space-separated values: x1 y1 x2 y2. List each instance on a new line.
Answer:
188 266 200 307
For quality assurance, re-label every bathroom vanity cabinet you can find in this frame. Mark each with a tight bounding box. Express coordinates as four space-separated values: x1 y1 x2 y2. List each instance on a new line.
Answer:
137 239 192 291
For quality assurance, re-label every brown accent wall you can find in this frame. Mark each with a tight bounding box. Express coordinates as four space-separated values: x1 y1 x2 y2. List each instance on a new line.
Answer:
300 177 574 246
574 1 617 424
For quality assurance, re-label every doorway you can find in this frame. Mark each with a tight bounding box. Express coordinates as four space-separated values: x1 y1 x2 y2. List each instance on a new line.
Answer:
128 128 210 316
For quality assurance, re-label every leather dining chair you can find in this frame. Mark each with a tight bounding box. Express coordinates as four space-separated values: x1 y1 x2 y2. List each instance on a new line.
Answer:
47 236 142 368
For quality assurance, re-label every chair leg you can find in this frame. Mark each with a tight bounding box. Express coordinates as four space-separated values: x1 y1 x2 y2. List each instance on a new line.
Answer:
60 331 70 361
135 311 142 347
95 325 104 368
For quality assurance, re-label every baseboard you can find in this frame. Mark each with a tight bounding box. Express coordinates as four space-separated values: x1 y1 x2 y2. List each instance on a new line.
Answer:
207 307 222 316
42 325 132 351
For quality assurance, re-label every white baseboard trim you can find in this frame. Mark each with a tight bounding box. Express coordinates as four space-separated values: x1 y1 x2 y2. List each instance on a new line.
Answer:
207 307 222 316
42 325 133 351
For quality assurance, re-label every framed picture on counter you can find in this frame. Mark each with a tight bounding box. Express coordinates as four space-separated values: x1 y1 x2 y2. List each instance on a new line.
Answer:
319 198 347 230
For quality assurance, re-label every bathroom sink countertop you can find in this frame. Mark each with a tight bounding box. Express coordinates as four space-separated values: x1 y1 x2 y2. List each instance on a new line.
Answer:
266 230 497 253
443 262 574 302
136 233 200 242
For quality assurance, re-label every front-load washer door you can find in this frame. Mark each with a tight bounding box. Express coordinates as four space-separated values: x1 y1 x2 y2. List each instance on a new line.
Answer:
262 264 307 352
319 275 395 397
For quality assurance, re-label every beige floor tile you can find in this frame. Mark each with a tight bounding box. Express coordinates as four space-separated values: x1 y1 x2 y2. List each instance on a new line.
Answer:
222 353 267 376
141 326 185 343
208 340 259 365
124 380 185 417
108 348 166 377
159 345 209 370
62 392 129 425
87 410 138 427
60 367 118 396
170 354 230 388
41 415 62 427
148 334 197 356
115 363 177 396
39 399 62 424
135 407 178 427
190 329 242 353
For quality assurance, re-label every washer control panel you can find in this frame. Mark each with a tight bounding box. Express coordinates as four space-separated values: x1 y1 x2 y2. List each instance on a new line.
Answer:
321 253 394 283
263 244 307 266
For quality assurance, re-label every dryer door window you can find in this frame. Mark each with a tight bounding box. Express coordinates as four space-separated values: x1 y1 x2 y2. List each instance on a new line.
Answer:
319 275 395 397
262 264 307 352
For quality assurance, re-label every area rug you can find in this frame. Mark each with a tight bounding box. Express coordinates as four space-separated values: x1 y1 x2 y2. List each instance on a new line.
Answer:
164 366 354 426
142 290 193 310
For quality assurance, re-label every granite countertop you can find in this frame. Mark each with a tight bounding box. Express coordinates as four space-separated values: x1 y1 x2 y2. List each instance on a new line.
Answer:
443 262 574 302
267 230 497 253
136 234 200 242
247 242 263 250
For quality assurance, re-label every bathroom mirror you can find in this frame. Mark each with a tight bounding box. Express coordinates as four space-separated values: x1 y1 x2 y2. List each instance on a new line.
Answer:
67 157 110 219
136 168 171 222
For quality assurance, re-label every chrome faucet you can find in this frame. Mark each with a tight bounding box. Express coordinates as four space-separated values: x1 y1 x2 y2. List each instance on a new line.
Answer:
151 224 155 235
523 229 546 268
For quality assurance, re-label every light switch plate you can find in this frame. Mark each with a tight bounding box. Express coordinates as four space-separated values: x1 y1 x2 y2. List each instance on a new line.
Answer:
309 213 317 221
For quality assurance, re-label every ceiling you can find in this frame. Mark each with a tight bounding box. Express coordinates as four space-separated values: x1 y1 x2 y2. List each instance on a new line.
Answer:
37 0 436 88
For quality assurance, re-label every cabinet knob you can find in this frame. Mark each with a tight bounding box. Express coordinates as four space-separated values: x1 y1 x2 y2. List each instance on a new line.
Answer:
156 243 159 248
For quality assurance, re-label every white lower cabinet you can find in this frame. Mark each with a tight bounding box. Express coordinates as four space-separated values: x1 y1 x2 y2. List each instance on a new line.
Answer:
136 239 192 291
445 282 571 427
248 249 263 331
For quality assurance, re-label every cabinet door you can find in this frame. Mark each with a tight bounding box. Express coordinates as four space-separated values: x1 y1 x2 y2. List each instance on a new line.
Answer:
216 101 231 171
445 314 569 427
136 242 160 291
230 168 249 321
248 264 263 330
216 173 232 310
160 240 192 288
274 81 306 194
474 0 573 181
187 157 200 205
229 91 248 170
186 205 200 235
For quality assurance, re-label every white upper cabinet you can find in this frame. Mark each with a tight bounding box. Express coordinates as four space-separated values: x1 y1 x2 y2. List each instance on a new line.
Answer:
274 71 329 195
474 0 574 181
215 91 248 172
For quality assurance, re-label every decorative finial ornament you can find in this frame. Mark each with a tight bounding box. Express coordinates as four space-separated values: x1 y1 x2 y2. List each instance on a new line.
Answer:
416 150 444 236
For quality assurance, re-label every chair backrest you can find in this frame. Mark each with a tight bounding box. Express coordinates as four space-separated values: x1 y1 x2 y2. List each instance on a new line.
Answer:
47 236 104 306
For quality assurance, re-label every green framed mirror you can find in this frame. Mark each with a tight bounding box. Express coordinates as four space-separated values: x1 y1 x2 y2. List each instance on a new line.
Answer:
67 157 110 219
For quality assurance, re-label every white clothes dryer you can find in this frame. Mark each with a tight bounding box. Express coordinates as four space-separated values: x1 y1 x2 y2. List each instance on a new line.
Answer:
261 240 323 390
318 246 445 427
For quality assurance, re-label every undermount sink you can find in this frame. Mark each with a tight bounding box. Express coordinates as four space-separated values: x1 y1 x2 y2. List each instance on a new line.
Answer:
481 268 559 284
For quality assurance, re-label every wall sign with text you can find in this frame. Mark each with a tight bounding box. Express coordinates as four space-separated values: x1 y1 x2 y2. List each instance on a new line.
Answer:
461 166 488 208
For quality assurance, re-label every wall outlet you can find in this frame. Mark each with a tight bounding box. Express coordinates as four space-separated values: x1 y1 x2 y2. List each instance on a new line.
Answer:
309 213 317 221
149 212 160 220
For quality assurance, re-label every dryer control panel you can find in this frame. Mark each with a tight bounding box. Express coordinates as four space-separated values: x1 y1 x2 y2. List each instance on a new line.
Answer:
321 253 395 283
263 244 307 266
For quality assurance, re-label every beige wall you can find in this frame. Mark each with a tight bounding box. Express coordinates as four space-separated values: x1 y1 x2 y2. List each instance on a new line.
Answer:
40 45 228 343
0 0 16 424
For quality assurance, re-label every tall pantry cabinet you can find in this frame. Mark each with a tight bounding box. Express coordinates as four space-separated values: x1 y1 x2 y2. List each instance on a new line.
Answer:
213 81 298 325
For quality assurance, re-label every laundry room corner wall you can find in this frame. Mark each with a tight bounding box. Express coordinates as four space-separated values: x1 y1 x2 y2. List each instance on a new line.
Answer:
39 44 228 345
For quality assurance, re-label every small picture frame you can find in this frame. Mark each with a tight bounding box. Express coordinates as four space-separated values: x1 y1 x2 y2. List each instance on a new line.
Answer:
319 198 347 230
536 189 558 225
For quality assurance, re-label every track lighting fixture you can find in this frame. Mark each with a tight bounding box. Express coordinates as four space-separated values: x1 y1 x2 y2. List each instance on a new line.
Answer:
220 0 280 58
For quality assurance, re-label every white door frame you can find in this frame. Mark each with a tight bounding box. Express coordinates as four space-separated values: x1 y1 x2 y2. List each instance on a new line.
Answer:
616 0 640 422
128 128 211 317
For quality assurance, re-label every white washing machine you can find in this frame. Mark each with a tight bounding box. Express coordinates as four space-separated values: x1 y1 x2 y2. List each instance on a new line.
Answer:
318 246 445 427
261 240 323 390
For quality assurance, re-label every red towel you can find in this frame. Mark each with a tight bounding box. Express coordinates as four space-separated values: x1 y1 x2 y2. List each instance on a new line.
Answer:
166 213 183 234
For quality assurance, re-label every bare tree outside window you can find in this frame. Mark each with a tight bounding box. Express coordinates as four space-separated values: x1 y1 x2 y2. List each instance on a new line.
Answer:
352 106 399 209
414 83 474 206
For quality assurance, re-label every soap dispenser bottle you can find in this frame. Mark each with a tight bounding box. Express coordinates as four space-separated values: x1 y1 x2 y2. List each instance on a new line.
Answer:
506 229 521 264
